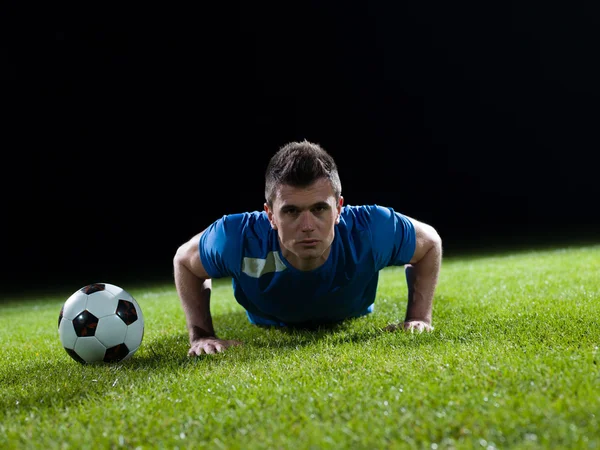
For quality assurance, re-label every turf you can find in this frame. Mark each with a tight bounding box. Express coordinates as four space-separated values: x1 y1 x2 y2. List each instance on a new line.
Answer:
1 243 599 449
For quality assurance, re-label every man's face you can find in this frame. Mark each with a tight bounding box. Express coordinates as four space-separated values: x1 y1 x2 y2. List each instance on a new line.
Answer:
265 178 343 271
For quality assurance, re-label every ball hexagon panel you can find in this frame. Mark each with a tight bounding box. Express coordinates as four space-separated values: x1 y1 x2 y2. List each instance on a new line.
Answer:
102 283 124 296
61 291 89 321
124 320 144 351
73 337 106 363
86 289 121 318
95 315 128 348
58 318 78 348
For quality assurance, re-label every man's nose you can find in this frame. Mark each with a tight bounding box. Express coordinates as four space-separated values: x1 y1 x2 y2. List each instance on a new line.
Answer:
300 211 315 231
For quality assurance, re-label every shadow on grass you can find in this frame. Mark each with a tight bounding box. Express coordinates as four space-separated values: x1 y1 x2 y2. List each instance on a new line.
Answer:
133 311 388 364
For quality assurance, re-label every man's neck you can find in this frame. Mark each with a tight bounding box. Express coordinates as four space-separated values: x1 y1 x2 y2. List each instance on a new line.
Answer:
280 246 332 272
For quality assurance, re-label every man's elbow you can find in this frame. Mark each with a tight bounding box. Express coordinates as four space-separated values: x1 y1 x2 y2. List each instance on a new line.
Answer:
410 221 442 265
173 244 185 268
173 242 195 274
173 233 210 280
428 226 442 254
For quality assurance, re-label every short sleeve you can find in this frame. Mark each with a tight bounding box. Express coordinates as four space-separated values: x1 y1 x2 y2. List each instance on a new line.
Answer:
198 213 246 278
365 205 416 269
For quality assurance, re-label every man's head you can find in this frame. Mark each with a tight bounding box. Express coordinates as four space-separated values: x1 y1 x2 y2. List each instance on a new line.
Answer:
264 140 342 207
264 140 344 271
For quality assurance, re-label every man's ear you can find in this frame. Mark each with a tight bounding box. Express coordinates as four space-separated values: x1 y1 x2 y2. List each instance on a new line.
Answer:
336 196 344 224
264 202 277 230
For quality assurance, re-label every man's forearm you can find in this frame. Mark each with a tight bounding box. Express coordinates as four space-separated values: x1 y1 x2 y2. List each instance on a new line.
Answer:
404 241 442 324
174 261 216 341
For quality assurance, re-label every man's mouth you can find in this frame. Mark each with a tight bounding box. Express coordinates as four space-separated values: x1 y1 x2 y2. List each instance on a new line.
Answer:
298 239 319 246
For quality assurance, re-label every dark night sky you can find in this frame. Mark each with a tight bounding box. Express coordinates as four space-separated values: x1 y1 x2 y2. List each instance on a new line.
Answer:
3 3 600 295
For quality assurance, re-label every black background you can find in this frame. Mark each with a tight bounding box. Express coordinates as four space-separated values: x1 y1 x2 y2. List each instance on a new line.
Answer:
3 3 600 297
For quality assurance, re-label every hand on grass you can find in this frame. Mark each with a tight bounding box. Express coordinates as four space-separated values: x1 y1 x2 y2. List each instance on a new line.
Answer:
384 321 433 334
188 337 243 356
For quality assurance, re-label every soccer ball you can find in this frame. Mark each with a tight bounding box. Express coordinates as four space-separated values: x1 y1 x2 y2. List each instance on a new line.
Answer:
58 283 145 364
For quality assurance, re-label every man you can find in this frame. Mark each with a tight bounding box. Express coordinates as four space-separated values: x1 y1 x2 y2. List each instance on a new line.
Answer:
173 140 442 356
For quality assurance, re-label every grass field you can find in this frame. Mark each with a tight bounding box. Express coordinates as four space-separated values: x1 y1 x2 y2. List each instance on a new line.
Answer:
1 243 599 449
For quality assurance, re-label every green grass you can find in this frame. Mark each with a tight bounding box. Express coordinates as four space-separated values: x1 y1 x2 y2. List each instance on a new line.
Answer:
2 244 600 449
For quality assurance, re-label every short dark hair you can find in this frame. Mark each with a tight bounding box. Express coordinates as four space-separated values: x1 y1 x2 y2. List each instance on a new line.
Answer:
265 140 342 206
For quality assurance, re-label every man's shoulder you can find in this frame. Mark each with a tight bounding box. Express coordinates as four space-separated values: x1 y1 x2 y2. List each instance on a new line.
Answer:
210 211 274 253
202 210 274 259
217 210 271 236
220 210 267 223
341 204 393 229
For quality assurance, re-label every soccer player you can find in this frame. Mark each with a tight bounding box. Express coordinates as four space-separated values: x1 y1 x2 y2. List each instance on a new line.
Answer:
173 140 443 356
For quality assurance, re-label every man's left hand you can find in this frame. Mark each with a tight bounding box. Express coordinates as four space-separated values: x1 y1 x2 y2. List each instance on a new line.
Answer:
384 320 434 333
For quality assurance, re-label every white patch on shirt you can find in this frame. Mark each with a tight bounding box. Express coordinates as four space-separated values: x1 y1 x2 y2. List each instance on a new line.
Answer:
242 251 287 278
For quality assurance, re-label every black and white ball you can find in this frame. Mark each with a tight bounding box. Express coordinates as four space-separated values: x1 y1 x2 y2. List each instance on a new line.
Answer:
58 283 144 364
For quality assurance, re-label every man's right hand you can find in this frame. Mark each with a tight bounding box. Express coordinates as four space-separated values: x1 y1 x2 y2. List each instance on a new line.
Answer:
188 337 243 356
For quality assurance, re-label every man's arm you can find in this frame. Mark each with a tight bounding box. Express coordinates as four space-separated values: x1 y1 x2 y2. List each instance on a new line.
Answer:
386 217 442 333
173 231 242 355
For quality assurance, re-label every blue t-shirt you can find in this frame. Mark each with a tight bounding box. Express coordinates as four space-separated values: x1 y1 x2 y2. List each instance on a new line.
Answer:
199 204 416 326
